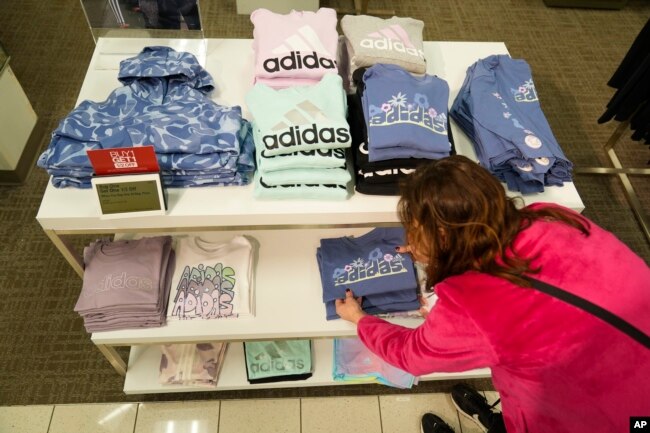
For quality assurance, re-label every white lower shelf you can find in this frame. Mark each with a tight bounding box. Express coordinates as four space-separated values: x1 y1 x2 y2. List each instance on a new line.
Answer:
123 339 491 394
93 227 421 346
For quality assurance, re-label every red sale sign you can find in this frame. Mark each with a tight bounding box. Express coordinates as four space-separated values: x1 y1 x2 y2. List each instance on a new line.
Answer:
87 146 159 175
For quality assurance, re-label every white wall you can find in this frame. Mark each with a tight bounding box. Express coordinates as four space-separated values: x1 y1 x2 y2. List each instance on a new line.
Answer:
0 66 37 170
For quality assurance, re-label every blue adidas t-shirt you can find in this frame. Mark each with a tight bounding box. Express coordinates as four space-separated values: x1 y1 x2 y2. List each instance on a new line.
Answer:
317 227 418 303
450 55 573 193
361 64 452 162
468 56 558 160
324 295 420 320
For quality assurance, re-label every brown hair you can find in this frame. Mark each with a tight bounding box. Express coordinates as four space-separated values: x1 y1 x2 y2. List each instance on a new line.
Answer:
398 155 590 288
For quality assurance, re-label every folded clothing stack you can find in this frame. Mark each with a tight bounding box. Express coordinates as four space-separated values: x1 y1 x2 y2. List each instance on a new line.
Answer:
348 64 455 195
333 337 417 388
159 343 228 387
166 235 255 320
339 15 426 93
37 46 255 189
317 227 420 320
251 8 339 89
450 54 573 194
244 340 313 384
246 73 352 200
74 236 174 333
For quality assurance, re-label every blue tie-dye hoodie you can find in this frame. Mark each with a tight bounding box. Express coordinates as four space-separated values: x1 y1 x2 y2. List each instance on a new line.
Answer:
38 46 255 188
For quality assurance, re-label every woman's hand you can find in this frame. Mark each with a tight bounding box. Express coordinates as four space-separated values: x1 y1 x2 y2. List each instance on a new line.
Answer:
396 244 429 264
335 289 366 324
395 245 411 254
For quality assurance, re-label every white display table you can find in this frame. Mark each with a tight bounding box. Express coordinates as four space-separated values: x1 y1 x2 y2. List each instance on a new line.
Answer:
36 38 583 394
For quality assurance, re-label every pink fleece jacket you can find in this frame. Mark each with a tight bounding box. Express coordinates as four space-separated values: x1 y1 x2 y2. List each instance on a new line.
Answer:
358 204 650 433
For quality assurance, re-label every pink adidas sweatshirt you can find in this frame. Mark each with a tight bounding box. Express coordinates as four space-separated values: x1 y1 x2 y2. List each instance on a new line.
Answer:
251 8 339 86
358 203 650 433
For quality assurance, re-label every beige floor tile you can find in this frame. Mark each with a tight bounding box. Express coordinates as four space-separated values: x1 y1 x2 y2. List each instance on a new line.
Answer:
0 405 53 433
48 403 137 433
219 399 299 433
482 391 501 411
301 396 381 433
379 393 460 433
134 401 220 433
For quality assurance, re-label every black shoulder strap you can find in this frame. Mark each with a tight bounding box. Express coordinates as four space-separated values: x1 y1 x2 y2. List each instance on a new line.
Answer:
525 276 650 349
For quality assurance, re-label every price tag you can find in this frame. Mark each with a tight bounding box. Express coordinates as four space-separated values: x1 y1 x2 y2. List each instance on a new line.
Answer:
87 146 159 175
91 173 166 218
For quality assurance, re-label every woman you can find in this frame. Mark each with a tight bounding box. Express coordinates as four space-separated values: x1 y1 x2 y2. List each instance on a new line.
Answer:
336 155 650 433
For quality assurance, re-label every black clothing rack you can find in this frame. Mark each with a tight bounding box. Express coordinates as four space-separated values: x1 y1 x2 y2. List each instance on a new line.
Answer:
575 19 650 244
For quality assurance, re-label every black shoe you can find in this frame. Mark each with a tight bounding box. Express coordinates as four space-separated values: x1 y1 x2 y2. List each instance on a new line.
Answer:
421 413 455 433
451 384 502 432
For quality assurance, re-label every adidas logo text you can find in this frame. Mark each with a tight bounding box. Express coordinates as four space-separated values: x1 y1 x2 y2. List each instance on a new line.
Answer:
263 51 337 73
262 123 350 150
260 178 346 190
359 38 424 57
249 358 306 373
262 148 346 159
89 273 153 296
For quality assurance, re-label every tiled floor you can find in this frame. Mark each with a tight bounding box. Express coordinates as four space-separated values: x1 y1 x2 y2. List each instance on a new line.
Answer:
0 392 501 433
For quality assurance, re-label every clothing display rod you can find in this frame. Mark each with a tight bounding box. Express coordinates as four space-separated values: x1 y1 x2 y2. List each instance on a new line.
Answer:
574 119 650 243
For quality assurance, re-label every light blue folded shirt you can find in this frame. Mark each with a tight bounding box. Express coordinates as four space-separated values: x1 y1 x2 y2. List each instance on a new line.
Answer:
253 172 350 200
252 126 348 172
246 74 351 157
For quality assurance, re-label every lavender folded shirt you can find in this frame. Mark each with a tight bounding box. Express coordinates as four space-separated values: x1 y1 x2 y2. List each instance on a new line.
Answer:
76 236 172 312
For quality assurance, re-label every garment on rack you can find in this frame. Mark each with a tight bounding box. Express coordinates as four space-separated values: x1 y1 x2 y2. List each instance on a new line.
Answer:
159 342 228 386
243 340 313 383
450 55 573 193
251 8 339 88
606 18 650 90
167 236 254 320
598 19 650 143
598 54 650 124
630 101 650 144
37 46 255 188
340 15 426 93
333 337 417 388
74 236 174 332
